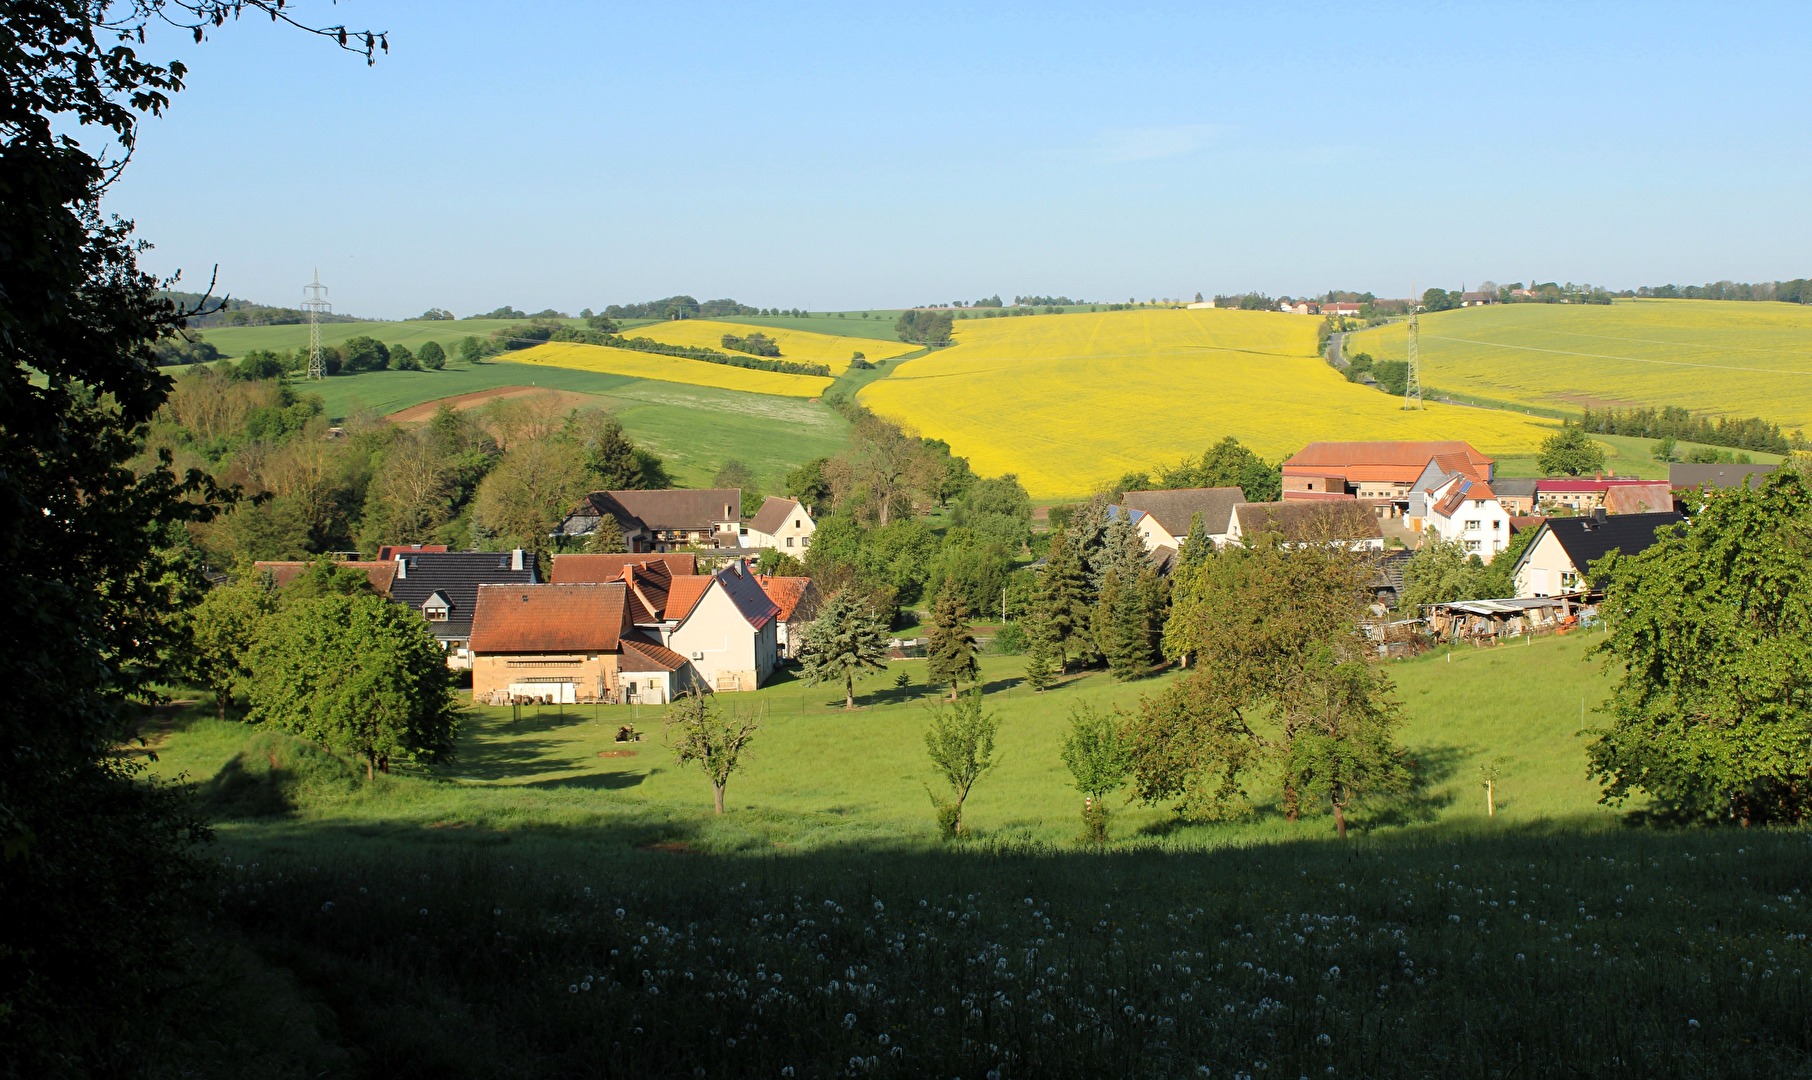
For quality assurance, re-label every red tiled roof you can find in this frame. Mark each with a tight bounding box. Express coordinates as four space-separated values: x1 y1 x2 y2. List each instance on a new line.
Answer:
1283 441 1492 481
620 634 690 673
550 552 696 583
255 560 398 596
665 576 713 621
468 583 630 654
620 559 676 624
1603 483 1673 515
756 575 817 622
1508 515 1547 534
1234 501 1384 542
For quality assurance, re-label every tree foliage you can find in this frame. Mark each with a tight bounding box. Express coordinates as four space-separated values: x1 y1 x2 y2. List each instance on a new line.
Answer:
924 691 1001 838
1588 471 1812 824
248 592 459 780
663 693 762 815
187 571 280 720
1537 426 1609 477
925 585 979 698
1061 704 1132 841
798 592 892 709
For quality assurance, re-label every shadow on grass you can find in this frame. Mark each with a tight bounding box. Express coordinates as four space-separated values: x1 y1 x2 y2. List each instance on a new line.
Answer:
522 769 658 791
1369 742 1466 828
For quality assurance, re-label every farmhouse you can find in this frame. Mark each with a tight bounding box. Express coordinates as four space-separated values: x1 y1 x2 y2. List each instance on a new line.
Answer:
385 549 538 668
1460 291 1497 307
1322 302 1363 317
1283 441 1494 516
740 496 816 551
1412 473 1512 562
1490 477 1539 515
1535 477 1672 515
1119 487 1245 552
468 583 645 704
1511 509 1684 598
557 489 743 552
1226 500 1385 550
664 562 781 692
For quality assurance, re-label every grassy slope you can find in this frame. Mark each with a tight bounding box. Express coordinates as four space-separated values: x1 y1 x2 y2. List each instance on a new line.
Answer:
712 311 908 341
149 631 1620 849
300 362 848 491
195 318 571 357
1348 299 1812 430
139 634 1812 1078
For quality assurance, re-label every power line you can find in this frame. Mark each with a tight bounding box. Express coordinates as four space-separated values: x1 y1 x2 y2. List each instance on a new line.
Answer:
303 269 331 380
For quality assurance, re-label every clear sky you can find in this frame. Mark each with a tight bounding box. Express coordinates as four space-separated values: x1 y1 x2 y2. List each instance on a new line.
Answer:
105 1 1812 319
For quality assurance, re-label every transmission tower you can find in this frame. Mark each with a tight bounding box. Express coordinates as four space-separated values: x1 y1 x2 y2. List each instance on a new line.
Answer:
303 269 331 380
1403 285 1423 410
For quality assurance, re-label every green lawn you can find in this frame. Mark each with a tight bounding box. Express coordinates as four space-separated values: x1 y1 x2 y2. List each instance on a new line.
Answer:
710 311 909 342
136 631 1812 1078
195 317 568 358
1491 431 1782 480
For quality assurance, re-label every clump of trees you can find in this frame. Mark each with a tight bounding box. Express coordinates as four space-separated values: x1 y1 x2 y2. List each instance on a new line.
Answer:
895 309 955 346
1578 405 1795 455
1114 435 1282 503
720 332 781 357
1589 470 1812 825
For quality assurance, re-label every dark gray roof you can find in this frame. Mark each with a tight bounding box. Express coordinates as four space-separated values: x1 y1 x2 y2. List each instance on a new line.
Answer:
1235 500 1384 542
1122 487 1246 537
1524 511 1685 589
388 551 538 637
1669 463 1777 491
1492 477 1539 498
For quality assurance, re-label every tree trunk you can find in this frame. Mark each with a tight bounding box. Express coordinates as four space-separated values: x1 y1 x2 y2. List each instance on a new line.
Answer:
1333 798 1347 839
845 672 856 710
366 754 375 782
1283 782 1300 822
713 782 726 815
216 690 228 722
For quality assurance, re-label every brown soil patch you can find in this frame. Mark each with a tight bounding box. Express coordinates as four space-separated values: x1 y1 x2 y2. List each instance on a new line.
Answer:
387 387 596 424
595 749 639 758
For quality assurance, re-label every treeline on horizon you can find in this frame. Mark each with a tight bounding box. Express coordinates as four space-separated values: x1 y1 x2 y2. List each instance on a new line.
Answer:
1575 405 1800 455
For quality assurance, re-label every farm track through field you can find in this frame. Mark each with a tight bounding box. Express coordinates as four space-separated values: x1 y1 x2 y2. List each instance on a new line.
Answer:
387 386 597 423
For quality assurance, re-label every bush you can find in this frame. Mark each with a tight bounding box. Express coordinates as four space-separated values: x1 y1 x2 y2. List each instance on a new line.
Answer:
988 622 1028 655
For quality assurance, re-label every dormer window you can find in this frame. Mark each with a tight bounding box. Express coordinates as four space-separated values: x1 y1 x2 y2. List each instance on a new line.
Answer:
422 591 452 622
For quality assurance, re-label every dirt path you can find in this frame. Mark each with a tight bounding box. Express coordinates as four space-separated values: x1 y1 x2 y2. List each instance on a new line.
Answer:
387 386 598 423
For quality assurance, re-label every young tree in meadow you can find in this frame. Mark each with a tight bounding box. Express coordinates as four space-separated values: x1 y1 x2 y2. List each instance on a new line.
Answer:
1022 614 1062 690
924 690 1001 838
798 591 893 709
925 584 979 699
663 693 762 815
187 572 280 721
248 592 460 780
1537 426 1608 477
1589 471 1812 824
1126 536 1406 828
1061 704 1132 842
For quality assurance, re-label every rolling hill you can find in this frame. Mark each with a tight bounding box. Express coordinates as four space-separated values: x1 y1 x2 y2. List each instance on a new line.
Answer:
859 307 1554 498
1347 298 1812 430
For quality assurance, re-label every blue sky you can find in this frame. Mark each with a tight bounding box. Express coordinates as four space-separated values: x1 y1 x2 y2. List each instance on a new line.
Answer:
106 1 1812 318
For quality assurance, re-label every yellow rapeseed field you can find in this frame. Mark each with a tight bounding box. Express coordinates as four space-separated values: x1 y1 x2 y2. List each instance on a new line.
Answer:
1348 299 1812 429
859 307 1552 498
620 320 917 374
509 342 833 399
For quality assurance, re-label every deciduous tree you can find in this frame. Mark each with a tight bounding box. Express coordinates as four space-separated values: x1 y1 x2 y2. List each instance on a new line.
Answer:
663 693 762 815
1537 426 1608 477
1061 704 1132 841
924 690 1000 838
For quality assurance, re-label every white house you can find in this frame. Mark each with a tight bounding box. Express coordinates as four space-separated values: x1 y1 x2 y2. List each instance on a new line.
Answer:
662 562 780 692
1416 474 1512 562
1119 487 1245 553
740 496 816 552
1511 510 1684 598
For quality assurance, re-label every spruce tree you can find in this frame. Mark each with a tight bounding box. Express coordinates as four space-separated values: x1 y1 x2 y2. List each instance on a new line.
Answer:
925 584 979 699
799 592 892 709
1094 568 1150 681
585 515 627 553
1023 614 1061 690
1040 528 1091 671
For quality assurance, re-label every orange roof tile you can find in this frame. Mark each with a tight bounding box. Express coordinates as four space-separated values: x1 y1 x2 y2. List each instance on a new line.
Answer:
255 560 398 596
1282 441 1492 482
468 583 630 654
756 575 817 622
620 634 690 673
550 552 696 583
665 576 713 621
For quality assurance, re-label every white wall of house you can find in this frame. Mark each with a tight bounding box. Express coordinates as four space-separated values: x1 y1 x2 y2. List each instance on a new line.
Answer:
1134 514 1182 553
1427 489 1513 563
665 585 778 691
743 503 817 551
1513 529 1581 597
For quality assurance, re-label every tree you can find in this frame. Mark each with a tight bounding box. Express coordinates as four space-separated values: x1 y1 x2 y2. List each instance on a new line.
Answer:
785 457 833 515
365 428 452 544
472 439 588 556
1022 614 1062 690
584 515 627 553
339 334 391 373
925 585 979 699
663 693 761 815
798 591 892 709
1396 538 1491 612
248 592 459 780
416 339 447 369
1061 704 1132 842
1652 436 1677 463
754 546 805 576
924 690 1001 838
0 5 380 1056
1127 537 1408 828
1421 287 1457 312
1038 528 1092 671
187 572 279 720
1588 471 1812 824
1537 426 1608 477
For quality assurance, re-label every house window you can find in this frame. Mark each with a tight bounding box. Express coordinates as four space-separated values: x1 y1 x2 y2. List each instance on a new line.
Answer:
786 538 794 548
1561 571 1579 591
1492 520 1502 530
424 606 449 622
1464 540 1481 552
794 519 802 528
1464 519 1481 531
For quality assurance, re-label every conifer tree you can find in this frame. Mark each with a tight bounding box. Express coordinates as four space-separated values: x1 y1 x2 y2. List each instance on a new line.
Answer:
799 591 892 709
1039 528 1092 671
1095 568 1151 681
1023 614 1062 690
585 515 627 553
925 584 979 699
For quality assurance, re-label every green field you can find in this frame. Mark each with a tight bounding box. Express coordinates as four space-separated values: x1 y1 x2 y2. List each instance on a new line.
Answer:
296 361 848 491
1490 431 1783 480
194 317 566 358
1349 299 1812 430
138 634 1812 1078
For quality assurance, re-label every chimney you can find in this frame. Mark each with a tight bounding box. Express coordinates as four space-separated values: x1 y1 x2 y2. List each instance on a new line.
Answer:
394 554 408 579
1594 507 1608 525
511 548 525 571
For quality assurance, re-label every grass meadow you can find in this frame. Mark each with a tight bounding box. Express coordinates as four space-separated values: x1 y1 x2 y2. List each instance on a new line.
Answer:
508 342 835 398
1348 299 1812 430
859 308 1556 498
624 319 921 373
139 632 1812 1077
